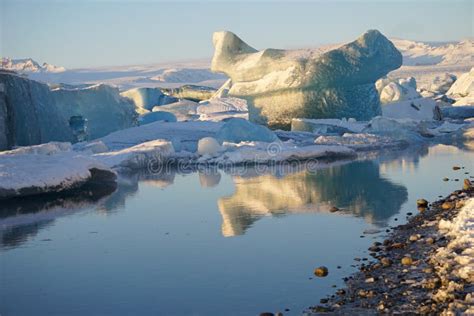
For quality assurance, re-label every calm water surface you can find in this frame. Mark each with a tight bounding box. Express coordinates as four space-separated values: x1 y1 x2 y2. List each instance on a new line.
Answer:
1 143 474 315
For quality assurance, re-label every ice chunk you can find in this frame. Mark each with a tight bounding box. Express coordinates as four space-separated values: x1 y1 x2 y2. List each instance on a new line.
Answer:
161 85 217 102
364 117 425 142
447 67 474 97
216 118 278 143
5 142 72 155
315 133 408 151
152 100 200 121
382 98 437 120
120 87 178 114
0 148 116 199
429 73 457 94
376 77 421 104
440 106 474 119
200 141 355 165
197 137 222 156
197 97 248 114
138 111 177 125
73 140 109 154
94 139 175 170
197 97 248 121
98 121 223 153
291 118 367 134
453 95 474 106
211 30 402 128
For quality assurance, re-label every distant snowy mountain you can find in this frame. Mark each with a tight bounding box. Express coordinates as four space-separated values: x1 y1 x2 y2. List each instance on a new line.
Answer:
1 57 66 73
391 38 473 66
5 38 472 90
24 59 228 90
150 68 226 83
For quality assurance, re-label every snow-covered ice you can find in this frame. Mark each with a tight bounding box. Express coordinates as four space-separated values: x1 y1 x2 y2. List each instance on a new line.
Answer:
315 133 408 151
0 143 116 199
94 139 175 170
216 118 278 143
381 98 437 120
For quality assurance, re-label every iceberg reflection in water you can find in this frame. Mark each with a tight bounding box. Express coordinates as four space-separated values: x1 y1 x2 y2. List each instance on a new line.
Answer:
218 161 408 237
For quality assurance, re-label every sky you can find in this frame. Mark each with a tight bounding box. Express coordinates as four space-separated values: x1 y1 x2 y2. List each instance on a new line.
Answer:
1 0 472 68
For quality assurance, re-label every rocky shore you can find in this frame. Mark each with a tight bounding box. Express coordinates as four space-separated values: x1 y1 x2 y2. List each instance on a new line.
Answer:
306 179 474 315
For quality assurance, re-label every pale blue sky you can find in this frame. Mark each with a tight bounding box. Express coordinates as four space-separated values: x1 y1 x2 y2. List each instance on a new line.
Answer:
1 0 472 68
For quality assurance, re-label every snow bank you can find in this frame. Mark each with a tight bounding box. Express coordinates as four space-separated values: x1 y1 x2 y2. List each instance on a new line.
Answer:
0 147 116 199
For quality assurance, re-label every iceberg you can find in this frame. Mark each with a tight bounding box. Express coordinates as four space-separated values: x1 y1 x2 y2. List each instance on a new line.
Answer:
211 30 402 128
0 72 137 150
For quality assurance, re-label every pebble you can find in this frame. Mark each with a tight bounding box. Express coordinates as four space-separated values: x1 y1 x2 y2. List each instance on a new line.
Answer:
409 234 420 242
425 237 435 244
329 206 339 213
381 258 392 267
365 277 375 283
401 256 413 265
416 199 428 207
441 202 454 210
463 179 472 190
314 266 328 277
452 166 461 170
443 177 449 181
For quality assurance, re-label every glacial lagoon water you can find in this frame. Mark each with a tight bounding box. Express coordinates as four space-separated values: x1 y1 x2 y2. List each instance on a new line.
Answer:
1 143 474 315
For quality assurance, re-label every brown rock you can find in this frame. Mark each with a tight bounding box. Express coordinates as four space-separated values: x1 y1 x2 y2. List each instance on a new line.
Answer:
417 199 429 207
442 202 454 210
463 179 472 190
314 266 328 277
401 256 413 265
